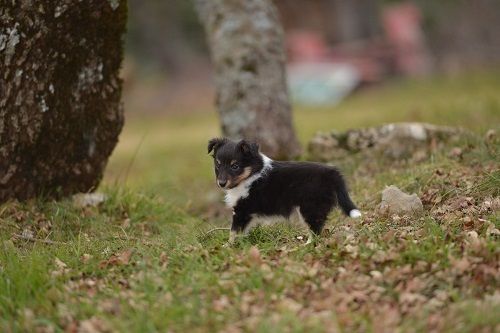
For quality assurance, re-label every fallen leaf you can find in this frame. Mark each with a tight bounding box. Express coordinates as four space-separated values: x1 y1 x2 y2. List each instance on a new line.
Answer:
451 257 471 274
449 147 463 159
99 249 133 269
81 254 92 264
278 298 302 313
99 299 121 315
370 270 383 280
78 316 109 333
247 246 261 265
159 251 168 268
55 257 67 269
485 221 500 236
213 295 230 311
21 228 34 239
121 218 131 228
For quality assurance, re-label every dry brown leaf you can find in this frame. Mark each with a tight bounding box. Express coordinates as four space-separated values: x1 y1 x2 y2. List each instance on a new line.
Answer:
121 218 131 228
99 249 133 269
51 257 70 278
485 221 500 236
159 251 169 268
81 254 92 264
399 292 426 305
213 295 231 312
55 257 67 269
78 316 109 333
247 246 261 265
369 270 383 280
278 298 302 313
99 299 121 315
383 229 396 242
450 257 471 274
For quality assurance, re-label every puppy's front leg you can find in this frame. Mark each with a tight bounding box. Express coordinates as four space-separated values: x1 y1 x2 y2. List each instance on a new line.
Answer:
227 230 237 245
225 211 250 246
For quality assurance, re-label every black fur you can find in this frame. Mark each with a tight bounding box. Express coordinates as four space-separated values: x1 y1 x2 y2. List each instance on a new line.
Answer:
208 138 359 236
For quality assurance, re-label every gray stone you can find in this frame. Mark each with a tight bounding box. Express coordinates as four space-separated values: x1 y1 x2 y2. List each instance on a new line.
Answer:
379 185 423 215
308 122 463 161
308 134 347 161
73 193 107 208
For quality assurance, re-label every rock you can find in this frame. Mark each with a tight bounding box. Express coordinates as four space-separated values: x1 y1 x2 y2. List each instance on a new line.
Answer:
308 133 347 161
379 185 423 215
484 129 496 143
308 122 464 161
484 129 498 149
448 147 463 159
72 192 106 208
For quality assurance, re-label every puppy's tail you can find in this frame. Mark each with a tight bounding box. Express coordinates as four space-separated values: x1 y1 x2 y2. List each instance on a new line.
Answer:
334 174 362 219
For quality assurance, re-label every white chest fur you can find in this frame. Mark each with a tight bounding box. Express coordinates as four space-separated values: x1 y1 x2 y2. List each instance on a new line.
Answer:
224 182 252 208
224 154 273 208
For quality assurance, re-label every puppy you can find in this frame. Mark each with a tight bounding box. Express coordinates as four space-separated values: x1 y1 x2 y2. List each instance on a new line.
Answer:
208 138 361 244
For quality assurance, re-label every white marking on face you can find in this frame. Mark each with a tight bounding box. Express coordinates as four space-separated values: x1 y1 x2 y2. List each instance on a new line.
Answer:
349 209 362 218
224 153 273 208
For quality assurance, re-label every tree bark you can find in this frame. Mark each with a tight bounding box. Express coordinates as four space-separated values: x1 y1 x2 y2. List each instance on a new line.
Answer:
0 1 127 202
195 0 301 159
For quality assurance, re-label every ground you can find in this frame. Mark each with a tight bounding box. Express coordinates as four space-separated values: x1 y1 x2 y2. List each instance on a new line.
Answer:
0 71 499 332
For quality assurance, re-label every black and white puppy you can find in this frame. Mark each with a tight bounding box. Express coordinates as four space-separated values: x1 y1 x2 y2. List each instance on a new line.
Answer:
208 137 361 244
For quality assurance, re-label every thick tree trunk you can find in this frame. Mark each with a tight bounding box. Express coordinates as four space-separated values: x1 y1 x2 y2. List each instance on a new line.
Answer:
0 1 127 202
195 0 301 159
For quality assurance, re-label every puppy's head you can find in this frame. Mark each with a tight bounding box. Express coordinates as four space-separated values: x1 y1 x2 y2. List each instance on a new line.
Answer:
208 138 263 189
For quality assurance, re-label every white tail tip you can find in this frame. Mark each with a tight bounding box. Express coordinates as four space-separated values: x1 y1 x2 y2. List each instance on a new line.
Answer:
349 209 362 218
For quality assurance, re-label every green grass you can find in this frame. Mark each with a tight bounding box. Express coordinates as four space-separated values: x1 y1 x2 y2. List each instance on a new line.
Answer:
1 71 499 332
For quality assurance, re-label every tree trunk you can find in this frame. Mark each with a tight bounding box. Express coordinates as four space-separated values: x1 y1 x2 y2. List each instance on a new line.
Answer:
0 1 127 202
195 0 301 159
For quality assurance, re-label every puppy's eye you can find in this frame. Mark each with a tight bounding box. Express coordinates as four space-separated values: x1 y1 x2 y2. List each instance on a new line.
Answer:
231 163 239 170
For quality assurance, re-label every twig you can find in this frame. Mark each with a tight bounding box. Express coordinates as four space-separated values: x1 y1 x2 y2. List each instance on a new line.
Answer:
13 234 66 245
203 227 230 237
101 236 166 247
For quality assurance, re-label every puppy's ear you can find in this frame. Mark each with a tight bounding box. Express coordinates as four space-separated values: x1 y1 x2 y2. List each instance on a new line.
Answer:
252 142 260 153
237 140 259 156
208 138 225 154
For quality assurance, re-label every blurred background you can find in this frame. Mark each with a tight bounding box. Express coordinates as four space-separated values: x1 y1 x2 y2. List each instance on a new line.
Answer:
105 0 500 213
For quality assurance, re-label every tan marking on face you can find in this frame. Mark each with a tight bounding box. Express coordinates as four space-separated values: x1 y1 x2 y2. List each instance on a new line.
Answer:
231 167 252 187
230 160 237 166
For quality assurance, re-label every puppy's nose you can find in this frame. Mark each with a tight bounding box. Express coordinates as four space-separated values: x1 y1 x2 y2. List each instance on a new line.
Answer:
218 180 227 188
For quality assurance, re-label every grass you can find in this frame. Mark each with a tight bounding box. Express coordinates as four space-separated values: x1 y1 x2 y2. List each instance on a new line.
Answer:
1 71 499 332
